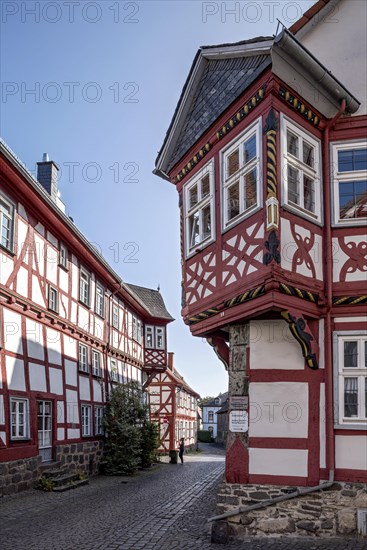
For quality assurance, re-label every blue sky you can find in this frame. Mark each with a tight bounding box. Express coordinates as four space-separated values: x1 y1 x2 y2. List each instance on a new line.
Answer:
1 0 315 396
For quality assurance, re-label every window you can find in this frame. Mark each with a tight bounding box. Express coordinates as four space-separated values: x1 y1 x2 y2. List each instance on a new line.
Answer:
48 285 58 313
184 160 214 256
281 116 321 222
79 268 90 306
222 118 262 228
155 327 165 350
335 332 367 426
110 358 118 381
78 343 89 373
95 283 104 317
81 404 92 436
332 142 367 225
112 304 119 329
145 326 154 348
0 193 15 253
59 243 68 269
208 411 214 423
10 397 29 439
92 349 102 377
132 317 143 343
94 406 104 435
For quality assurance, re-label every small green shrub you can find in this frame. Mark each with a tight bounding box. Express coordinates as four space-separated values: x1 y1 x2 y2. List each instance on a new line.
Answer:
198 430 212 442
38 476 55 491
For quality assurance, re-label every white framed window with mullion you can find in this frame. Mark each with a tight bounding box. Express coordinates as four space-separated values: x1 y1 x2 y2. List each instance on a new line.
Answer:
10 397 30 440
331 141 367 225
281 115 322 223
334 331 367 427
184 160 215 258
221 117 262 229
79 267 90 307
0 192 15 253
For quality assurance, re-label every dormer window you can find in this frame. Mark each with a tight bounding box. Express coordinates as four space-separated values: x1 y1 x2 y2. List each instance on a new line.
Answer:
184 160 214 257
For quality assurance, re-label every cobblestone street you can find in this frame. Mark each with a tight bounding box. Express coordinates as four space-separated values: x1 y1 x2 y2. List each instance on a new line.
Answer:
0 444 365 550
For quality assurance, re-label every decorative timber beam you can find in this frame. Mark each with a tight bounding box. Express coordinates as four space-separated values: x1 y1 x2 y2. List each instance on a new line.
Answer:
207 336 229 371
281 310 319 370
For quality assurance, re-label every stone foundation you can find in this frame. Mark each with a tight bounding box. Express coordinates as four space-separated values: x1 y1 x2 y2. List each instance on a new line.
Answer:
215 482 367 539
0 440 105 496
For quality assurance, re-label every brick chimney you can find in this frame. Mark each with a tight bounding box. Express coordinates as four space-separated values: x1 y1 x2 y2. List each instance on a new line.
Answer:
168 352 174 371
37 153 65 213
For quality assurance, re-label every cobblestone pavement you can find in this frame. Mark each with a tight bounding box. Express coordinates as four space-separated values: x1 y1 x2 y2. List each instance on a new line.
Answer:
0 443 365 550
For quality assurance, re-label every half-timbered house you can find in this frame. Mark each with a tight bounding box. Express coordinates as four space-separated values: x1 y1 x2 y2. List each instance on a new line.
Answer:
0 141 173 494
148 352 200 453
155 0 367 537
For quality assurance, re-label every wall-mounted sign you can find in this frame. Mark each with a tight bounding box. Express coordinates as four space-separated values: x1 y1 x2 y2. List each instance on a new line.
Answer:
229 410 248 433
230 396 248 410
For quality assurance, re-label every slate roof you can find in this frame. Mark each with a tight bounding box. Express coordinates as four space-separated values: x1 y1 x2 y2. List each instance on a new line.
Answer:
202 392 229 408
172 368 201 399
125 284 174 321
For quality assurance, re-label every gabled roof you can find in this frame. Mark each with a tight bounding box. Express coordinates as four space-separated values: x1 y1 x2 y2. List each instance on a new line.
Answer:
171 367 200 399
202 392 229 408
125 283 174 322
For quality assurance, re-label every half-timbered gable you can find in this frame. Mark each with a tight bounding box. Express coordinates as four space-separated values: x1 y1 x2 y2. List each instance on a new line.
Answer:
0 141 173 494
155 0 366 536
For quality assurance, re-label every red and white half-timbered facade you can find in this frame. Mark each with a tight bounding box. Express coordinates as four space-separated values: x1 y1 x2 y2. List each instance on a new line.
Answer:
0 143 173 494
148 352 200 453
155 0 366 533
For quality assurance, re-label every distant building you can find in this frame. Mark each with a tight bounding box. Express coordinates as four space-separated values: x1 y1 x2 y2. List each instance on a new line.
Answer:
201 393 228 439
148 352 200 452
216 397 229 446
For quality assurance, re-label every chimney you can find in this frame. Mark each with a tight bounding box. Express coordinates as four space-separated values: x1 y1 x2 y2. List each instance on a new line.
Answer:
168 352 174 371
37 154 65 213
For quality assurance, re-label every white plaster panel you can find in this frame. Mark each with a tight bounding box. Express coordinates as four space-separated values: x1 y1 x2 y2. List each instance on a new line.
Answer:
250 320 304 370
249 448 308 476
319 319 325 369
6 357 25 391
59 268 69 293
78 307 89 332
29 362 47 392
94 317 104 340
0 395 4 424
335 435 367 470
46 327 62 365
46 245 58 285
70 301 77 324
57 428 65 441
64 336 76 359
334 317 367 323
150 395 160 404
67 428 80 439
17 219 28 255
31 275 45 307
26 319 44 360
281 219 322 280
79 376 90 401
71 258 79 299
16 266 28 298
57 400 65 423
0 252 14 285
333 235 367 282
0 431 6 445
93 380 102 403
319 383 326 469
65 359 77 387
34 234 45 276
66 389 79 423
2 308 23 354
59 295 68 319
49 368 63 395
249 382 308 438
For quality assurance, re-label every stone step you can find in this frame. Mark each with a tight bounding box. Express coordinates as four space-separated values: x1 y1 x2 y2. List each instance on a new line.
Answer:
50 473 80 487
40 462 65 478
52 478 89 492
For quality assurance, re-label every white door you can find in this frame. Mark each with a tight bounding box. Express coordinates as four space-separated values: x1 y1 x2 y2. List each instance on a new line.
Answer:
38 401 52 462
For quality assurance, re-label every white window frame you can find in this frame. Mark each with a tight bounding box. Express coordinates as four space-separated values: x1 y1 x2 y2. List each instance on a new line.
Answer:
110 358 118 381
59 243 68 269
221 117 262 230
112 304 119 329
81 404 92 437
10 397 29 440
79 267 90 307
132 317 143 344
334 331 367 428
95 283 104 318
48 285 58 313
208 411 214 423
331 140 367 226
0 192 15 253
78 343 89 373
94 406 104 435
281 115 322 223
184 159 215 258
145 325 154 348
92 349 102 377
155 327 165 350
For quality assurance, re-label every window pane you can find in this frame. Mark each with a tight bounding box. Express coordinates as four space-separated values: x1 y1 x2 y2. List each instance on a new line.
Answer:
339 180 367 219
365 341 367 368
1 215 11 249
338 148 367 172
344 377 358 417
189 185 198 208
202 205 211 240
244 169 257 209
288 166 300 204
287 131 299 158
244 135 256 164
227 181 239 220
344 341 358 367
189 211 200 248
227 149 239 177
201 174 210 198
303 141 314 168
303 176 315 213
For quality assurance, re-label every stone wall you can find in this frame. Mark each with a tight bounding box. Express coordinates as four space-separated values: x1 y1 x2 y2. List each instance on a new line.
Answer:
55 440 104 476
215 482 367 539
0 456 41 495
